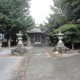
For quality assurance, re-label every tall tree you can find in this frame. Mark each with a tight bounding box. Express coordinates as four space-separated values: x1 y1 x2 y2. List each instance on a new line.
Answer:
0 0 35 42
43 0 80 48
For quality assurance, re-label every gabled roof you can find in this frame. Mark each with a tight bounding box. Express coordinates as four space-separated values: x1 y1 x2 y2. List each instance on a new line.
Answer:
27 27 43 33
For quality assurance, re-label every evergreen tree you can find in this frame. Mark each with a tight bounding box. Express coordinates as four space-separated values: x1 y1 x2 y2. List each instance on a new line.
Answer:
0 0 35 42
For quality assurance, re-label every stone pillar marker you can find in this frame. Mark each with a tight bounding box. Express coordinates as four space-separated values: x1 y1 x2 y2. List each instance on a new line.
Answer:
27 37 31 47
45 37 49 46
8 38 11 48
0 41 2 48
0 34 3 48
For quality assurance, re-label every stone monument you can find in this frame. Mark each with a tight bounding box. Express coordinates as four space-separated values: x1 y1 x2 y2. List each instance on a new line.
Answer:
45 37 49 46
53 31 69 53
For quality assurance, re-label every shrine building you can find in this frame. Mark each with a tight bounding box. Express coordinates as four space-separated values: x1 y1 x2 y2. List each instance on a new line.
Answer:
27 27 46 45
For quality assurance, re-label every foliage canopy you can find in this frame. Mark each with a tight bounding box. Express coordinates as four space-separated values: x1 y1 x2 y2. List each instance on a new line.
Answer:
44 0 80 48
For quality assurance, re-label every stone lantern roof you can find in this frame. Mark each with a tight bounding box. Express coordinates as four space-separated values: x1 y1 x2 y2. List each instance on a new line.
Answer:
57 32 64 36
27 27 43 33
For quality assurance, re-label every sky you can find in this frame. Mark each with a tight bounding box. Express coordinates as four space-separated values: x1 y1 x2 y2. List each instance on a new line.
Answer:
30 0 53 25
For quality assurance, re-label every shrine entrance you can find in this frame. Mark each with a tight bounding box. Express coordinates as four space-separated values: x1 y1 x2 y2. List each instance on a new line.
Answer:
35 33 41 44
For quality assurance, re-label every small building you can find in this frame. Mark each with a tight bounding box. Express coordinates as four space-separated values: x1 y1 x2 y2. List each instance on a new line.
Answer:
27 27 46 45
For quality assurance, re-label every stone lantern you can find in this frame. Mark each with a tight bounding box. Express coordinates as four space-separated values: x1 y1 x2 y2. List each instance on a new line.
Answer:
53 31 69 53
57 31 64 47
77 19 80 23
16 31 23 47
11 31 28 55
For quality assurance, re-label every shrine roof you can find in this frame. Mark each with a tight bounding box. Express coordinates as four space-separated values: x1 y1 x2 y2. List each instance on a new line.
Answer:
27 27 43 33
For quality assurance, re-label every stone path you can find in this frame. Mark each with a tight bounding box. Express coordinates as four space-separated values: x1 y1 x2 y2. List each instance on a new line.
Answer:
25 47 56 80
25 47 80 80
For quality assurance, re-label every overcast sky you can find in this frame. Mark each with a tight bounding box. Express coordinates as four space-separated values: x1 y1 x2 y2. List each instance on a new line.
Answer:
30 0 53 24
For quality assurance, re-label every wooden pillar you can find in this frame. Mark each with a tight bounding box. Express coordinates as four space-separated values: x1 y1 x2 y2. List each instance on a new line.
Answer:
34 34 35 44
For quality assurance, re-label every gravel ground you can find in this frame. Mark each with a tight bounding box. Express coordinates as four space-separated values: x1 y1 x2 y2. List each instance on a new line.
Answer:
0 56 23 80
11 55 29 80
0 47 80 80
24 47 80 80
0 47 30 80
